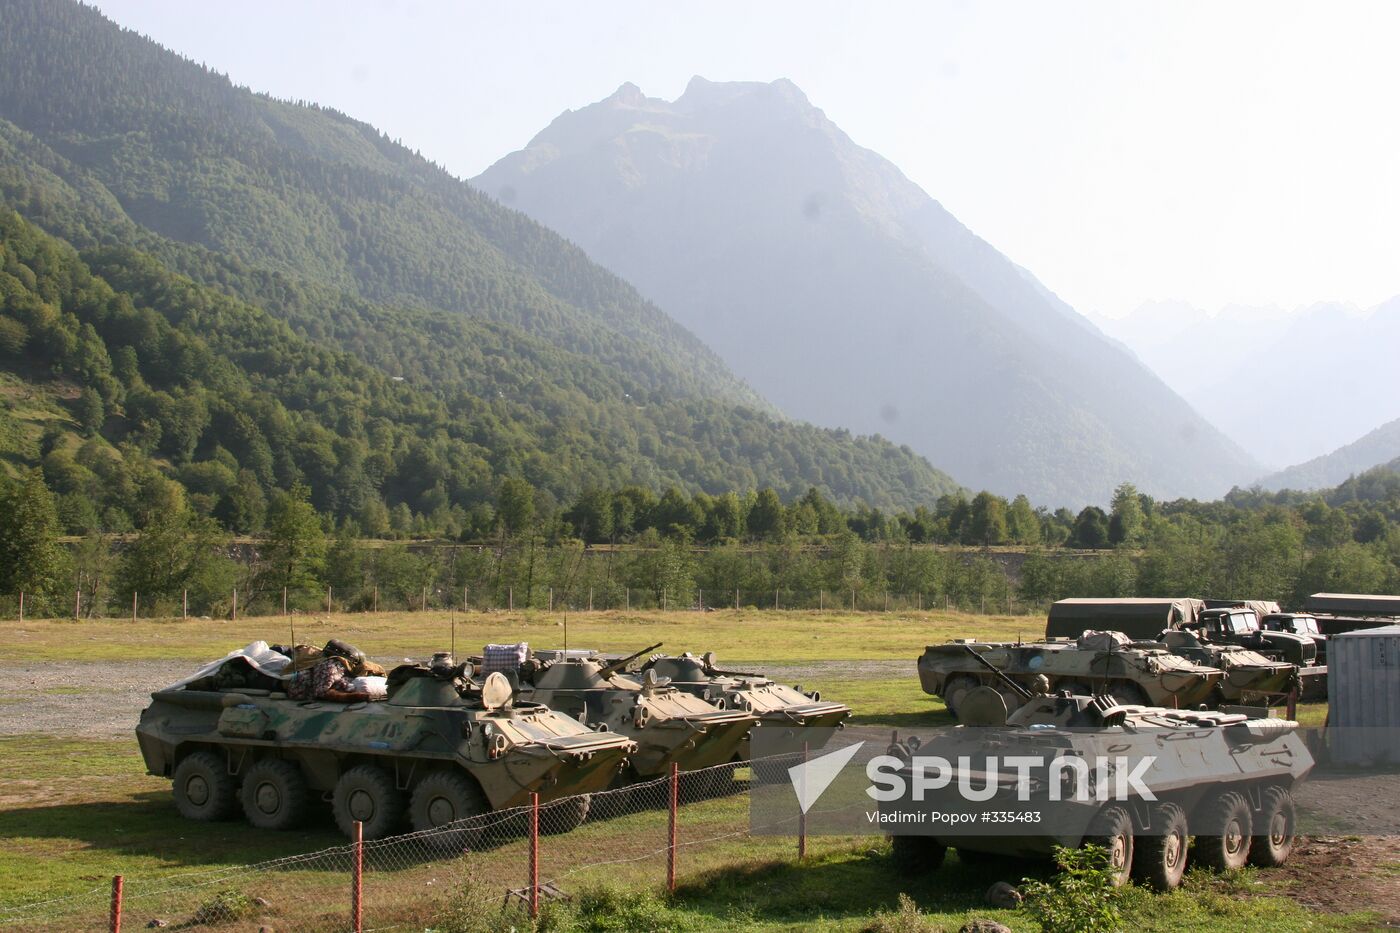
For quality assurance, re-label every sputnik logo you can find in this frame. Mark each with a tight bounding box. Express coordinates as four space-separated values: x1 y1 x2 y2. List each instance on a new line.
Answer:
788 741 865 814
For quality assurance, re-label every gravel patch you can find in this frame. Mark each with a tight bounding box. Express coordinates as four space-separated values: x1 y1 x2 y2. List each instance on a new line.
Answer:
0 658 909 739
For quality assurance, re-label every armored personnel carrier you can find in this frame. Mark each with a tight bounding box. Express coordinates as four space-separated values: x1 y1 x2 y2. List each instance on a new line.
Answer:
137 648 636 840
631 652 851 760
884 679 1313 891
1042 598 1308 703
504 645 757 784
1156 629 1299 703
918 633 1224 718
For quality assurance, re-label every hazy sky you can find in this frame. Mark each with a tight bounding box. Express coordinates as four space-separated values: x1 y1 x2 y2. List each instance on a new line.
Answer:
91 0 1400 319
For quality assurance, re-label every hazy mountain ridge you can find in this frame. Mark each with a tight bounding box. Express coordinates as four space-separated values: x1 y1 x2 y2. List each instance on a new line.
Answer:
0 0 965 515
476 77 1259 506
1098 297 1400 468
1260 418 1400 492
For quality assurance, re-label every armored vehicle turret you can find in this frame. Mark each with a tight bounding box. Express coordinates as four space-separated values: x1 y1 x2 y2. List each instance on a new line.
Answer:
632 652 851 760
918 633 1224 718
137 645 636 840
883 686 1313 890
504 645 757 784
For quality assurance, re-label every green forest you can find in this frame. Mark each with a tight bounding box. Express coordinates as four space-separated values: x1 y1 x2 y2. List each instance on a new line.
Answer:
4 458 1399 619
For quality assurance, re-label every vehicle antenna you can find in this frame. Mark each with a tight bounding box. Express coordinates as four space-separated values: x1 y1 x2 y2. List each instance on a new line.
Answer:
451 611 456 662
289 614 296 652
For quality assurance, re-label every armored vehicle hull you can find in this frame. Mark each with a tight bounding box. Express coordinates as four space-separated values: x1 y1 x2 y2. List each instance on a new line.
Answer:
509 651 757 784
635 653 851 761
137 648 635 840
918 635 1224 717
884 690 1313 889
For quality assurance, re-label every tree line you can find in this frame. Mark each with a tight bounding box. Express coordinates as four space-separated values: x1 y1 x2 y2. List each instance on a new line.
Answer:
4 460 1397 620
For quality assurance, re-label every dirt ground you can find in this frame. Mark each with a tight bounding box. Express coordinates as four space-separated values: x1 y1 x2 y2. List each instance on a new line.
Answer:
0 658 902 739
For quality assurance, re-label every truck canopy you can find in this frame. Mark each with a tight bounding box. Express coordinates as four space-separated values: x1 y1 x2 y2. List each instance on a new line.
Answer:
1045 597 1205 640
1303 593 1400 617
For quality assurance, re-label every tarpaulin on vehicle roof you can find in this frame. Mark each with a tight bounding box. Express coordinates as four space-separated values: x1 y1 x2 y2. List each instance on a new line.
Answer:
1045 598 1205 640
1304 593 1400 617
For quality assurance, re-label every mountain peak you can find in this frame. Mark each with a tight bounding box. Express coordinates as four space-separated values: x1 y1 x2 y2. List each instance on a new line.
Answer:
606 81 647 107
676 75 812 112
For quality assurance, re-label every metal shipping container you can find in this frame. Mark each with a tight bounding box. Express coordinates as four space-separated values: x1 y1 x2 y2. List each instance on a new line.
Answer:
1327 623 1400 766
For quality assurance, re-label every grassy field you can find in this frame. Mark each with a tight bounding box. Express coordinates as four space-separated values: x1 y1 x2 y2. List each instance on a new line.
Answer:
0 609 1357 930
0 606 1048 662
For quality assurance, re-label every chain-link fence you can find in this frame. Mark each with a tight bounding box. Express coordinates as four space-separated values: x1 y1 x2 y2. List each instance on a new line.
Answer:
0 760 786 932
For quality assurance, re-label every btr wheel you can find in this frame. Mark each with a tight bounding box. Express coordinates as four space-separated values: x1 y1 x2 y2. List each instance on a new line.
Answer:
172 750 239 822
540 795 591 835
943 676 980 719
891 835 946 876
1105 682 1151 707
1194 792 1253 871
1083 805 1134 886
333 765 405 840
241 758 310 830
1248 787 1296 867
409 771 488 850
1132 802 1189 891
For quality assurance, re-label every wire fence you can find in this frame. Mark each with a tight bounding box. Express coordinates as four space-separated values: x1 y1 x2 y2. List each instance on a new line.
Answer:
0 586 1039 622
0 759 799 932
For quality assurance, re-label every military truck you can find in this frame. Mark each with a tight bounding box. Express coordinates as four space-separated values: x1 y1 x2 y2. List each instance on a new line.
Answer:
632 652 851 760
885 682 1313 890
1262 613 1327 664
1046 598 1204 640
502 645 757 784
918 633 1224 717
1184 607 1324 697
1302 592 1400 635
137 650 637 840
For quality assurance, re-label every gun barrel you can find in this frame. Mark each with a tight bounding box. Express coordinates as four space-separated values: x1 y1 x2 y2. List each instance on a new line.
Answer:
961 644 1033 701
599 642 664 678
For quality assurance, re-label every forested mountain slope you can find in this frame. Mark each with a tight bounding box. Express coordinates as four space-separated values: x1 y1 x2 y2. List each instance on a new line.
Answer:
475 78 1260 506
0 0 962 524
1260 418 1400 493
0 208 957 537
0 0 750 405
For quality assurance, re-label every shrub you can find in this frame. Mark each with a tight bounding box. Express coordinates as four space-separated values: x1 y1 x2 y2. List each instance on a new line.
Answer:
1020 845 1122 933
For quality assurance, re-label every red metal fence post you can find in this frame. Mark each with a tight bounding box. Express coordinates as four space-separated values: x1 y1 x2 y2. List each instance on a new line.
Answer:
1286 686 1298 721
798 741 808 861
352 820 363 933
529 792 540 919
668 762 679 892
109 874 123 933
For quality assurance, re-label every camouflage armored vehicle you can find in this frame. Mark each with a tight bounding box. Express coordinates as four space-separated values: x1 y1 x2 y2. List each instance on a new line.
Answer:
631 652 851 760
137 646 636 840
503 645 758 784
1156 629 1299 703
918 632 1224 718
885 679 1313 891
1043 598 1305 703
